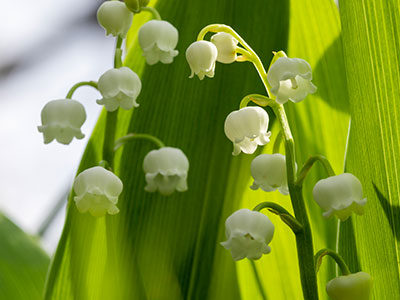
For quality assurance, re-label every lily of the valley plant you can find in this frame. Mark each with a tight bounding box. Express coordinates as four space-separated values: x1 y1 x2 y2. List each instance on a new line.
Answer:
39 2 373 300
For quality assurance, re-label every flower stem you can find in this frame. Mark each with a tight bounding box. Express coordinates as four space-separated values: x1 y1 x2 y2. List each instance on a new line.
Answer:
296 155 336 186
141 6 162 20
272 104 319 300
114 133 165 152
103 36 124 169
253 201 303 234
314 248 351 276
273 130 284 154
65 81 98 99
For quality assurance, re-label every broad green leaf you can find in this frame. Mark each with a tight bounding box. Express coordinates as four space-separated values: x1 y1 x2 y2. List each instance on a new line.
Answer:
44 0 291 299
0 213 49 300
339 0 400 298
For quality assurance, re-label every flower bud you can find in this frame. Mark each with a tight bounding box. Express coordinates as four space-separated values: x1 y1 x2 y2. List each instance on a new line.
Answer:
326 272 372 300
313 173 367 221
185 40 218 80
221 209 275 261
143 147 189 196
138 20 179 65
210 32 238 64
73 166 123 217
250 154 289 195
267 57 317 104
97 1 133 38
224 107 271 155
38 99 86 145
97 67 142 112
124 0 149 12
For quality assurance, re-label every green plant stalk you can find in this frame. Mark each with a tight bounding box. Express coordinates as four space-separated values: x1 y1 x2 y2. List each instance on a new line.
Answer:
314 248 350 276
103 36 123 168
66 81 98 99
273 103 319 300
296 155 336 186
114 133 165 152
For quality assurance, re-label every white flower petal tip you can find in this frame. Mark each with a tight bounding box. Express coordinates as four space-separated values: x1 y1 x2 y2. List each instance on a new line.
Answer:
267 57 317 104
185 40 218 80
138 20 179 65
97 67 142 112
326 272 372 300
97 1 133 38
73 166 123 217
224 106 271 156
221 209 274 261
250 154 290 195
210 32 238 64
143 147 189 196
38 99 86 145
313 173 367 221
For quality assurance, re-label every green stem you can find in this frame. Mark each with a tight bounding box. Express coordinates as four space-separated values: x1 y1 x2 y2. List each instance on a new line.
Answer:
103 37 124 168
253 202 303 234
114 133 165 152
141 6 162 20
250 260 268 300
66 81 98 99
239 94 275 109
272 104 319 300
296 155 336 186
314 248 351 276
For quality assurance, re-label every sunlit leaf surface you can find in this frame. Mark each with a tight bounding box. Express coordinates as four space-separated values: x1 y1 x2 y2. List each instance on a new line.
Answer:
0 214 49 300
339 0 400 298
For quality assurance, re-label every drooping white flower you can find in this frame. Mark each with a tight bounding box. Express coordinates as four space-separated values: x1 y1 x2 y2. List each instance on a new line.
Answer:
97 67 142 112
210 32 238 64
326 272 372 300
267 57 317 104
138 20 179 65
125 0 149 12
186 40 218 80
221 209 275 261
143 147 189 196
313 173 367 221
224 106 271 156
38 99 86 145
250 154 289 195
97 1 133 38
73 166 123 217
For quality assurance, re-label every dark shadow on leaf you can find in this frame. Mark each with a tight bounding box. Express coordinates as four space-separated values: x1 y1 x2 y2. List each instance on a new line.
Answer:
313 36 350 113
373 182 400 241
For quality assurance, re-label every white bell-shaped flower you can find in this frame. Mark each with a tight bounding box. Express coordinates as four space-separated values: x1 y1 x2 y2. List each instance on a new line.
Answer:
143 147 189 196
97 67 142 112
138 20 179 65
326 272 372 300
250 154 289 195
221 209 275 261
313 173 367 221
186 40 218 80
73 166 123 217
267 57 317 104
210 32 238 64
97 1 133 38
38 99 86 145
224 106 271 156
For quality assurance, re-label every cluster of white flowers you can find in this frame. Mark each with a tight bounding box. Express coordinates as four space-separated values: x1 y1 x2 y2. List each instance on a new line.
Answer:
184 28 368 267
38 1 187 217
